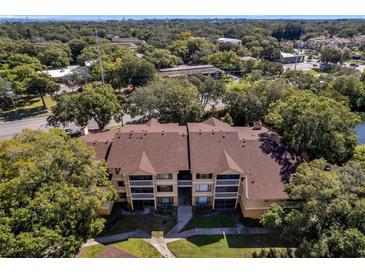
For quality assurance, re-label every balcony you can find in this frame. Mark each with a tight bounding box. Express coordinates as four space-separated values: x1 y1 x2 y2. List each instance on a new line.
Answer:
131 193 154 200
215 192 237 198
216 179 240 186
129 180 153 187
178 180 192 187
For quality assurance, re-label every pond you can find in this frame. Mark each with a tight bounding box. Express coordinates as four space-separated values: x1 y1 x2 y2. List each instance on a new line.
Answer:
354 113 365 144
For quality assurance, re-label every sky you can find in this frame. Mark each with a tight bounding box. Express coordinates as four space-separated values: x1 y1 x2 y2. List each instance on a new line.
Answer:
1 0 364 16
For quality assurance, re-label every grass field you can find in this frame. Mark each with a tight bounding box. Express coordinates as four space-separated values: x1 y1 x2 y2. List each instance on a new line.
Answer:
78 238 162 258
98 214 176 237
183 211 236 231
1 96 56 121
167 234 293 258
78 244 107 258
113 238 162 258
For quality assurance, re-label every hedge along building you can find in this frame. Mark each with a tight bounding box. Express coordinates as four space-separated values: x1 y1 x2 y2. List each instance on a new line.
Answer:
81 118 298 218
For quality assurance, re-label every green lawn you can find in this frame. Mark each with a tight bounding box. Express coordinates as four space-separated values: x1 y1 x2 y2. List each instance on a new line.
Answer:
99 214 176 237
0 96 55 121
78 244 107 258
113 238 162 258
78 238 162 258
183 211 236 231
167 234 293 258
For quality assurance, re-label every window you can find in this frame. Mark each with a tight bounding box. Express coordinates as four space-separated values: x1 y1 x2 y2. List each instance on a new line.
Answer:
216 174 240 180
215 186 238 193
157 185 173 192
195 184 211 192
129 175 153 181
195 196 210 205
130 187 154 193
119 192 127 199
156 173 173 180
117 181 125 187
158 197 173 204
196 173 213 180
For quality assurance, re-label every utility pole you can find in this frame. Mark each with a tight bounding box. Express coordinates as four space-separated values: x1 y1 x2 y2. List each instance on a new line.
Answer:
294 27 305 71
95 26 105 84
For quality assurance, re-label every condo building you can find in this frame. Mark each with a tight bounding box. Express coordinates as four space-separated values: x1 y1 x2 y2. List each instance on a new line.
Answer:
81 118 297 218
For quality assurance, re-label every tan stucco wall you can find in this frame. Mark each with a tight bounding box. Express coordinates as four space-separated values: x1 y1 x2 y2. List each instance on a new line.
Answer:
238 194 287 219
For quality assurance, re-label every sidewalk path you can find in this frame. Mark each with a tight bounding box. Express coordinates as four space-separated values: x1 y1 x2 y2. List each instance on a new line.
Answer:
166 226 277 239
144 237 176 258
166 206 192 237
83 231 149 247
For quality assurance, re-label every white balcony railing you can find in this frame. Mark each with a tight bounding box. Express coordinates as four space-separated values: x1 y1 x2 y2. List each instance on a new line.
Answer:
215 192 238 198
129 180 153 187
178 180 192 186
131 193 154 200
216 179 240 186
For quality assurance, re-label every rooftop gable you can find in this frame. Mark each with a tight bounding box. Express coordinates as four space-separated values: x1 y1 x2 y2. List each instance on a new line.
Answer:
133 152 156 175
218 150 244 174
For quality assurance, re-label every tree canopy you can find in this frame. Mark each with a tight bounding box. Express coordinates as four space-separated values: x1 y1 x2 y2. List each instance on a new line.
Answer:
261 158 365 257
127 78 204 124
204 51 242 74
266 91 360 164
320 47 344 64
188 75 226 108
0 129 116 257
25 73 59 108
224 79 293 126
48 82 122 130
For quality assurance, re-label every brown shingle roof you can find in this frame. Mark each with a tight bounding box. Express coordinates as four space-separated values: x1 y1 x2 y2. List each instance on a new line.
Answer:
81 128 119 160
82 118 297 200
107 119 189 174
187 122 247 174
188 118 297 200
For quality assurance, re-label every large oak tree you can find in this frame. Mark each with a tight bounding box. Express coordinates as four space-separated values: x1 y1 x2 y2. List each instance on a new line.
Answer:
0 129 116 257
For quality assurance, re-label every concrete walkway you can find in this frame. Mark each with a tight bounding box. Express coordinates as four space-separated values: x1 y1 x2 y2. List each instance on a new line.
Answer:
167 226 277 239
82 209 277 258
166 206 192 237
83 231 149 247
144 237 176 258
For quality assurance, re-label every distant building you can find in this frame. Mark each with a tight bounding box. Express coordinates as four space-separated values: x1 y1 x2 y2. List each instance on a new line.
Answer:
109 36 144 51
281 52 304 64
158 65 222 78
305 36 351 50
85 60 97 67
31 36 46 44
41 66 88 82
240 56 258 62
353 35 365 47
217 38 241 45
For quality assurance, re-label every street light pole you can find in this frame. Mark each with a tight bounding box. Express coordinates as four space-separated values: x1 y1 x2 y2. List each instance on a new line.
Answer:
294 27 305 71
95 26 105 84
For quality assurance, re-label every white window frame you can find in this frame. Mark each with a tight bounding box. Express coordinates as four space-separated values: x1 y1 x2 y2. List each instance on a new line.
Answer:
195 184 210 192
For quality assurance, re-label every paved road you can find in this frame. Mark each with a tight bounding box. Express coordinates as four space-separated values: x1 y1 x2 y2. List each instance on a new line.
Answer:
0 117 50 140
0 114 139 140
0 100 223 140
